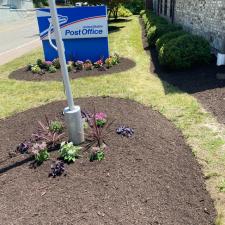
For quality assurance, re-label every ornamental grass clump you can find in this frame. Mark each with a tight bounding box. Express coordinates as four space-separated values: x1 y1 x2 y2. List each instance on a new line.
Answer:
84 110 113 150
32 116 64 147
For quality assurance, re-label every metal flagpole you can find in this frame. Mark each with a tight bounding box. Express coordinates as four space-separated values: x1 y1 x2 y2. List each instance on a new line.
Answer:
48 0 84 145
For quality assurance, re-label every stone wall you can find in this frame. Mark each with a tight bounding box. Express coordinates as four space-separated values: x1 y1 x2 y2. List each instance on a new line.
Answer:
152 0 225 52
175 0 225 52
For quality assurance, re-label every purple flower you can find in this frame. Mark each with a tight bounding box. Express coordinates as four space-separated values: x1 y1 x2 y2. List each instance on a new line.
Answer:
76 60 84 65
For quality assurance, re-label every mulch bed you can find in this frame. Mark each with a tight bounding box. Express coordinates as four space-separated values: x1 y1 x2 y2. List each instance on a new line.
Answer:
8 57 136 82
0 97 216 224
140 18 225 124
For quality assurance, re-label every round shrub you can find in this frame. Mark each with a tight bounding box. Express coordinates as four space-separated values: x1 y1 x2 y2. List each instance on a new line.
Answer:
117 5 133 17
156 30 187 52
158 34 211 70
140 10 146 17
147 24 182 47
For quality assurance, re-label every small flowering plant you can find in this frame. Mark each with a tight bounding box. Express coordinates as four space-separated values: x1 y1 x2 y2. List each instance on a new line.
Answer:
89 146 105 162
94 59 103 68
74 60 84 70
105 57 113 68
95 112 107 127
84 59 94 71
43 61 53 69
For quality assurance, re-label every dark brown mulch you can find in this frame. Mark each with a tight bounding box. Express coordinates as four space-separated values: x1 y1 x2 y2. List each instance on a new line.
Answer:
140 18 225 124
8 57 136 82
0 97 216 225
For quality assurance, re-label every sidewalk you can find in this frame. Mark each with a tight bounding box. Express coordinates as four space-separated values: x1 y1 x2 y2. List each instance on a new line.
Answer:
0 17 41 65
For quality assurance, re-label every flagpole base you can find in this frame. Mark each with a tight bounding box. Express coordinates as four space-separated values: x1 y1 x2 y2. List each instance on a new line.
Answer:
64 106 84 145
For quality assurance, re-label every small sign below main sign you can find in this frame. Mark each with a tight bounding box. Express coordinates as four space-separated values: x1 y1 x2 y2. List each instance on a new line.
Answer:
36 6 109 62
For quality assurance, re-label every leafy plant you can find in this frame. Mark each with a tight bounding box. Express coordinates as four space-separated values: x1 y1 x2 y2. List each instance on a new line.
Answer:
74 60 84 70
94 59 103 68
48 65 57 73
31 142 49 164
16 141 31 154
90 146 105 162
116 126 134 137
59 142 82 163
105 57 113 68
112 53 120 65
52 58 61 69
36 59 44 68
43 61 53 70
49 120 63 133
32 116 64 147
31 65 41 74
26 63 35 71
49 160 65 177
95 112 107 127
83 60 93 70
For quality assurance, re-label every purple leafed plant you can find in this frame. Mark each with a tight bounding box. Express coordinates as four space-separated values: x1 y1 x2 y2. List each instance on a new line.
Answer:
116 126 134 137
84 110 113 150
32 115 64 147
16 141 32 154
49 161 65 178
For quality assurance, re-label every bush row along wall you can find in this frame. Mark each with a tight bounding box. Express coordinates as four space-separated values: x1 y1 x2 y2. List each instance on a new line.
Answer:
151 0 225 53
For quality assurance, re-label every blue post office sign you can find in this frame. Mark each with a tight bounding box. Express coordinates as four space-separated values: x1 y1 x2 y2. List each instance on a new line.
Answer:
36 6 109 62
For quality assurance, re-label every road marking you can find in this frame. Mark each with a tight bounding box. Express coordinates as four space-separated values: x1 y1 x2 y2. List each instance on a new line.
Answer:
0 38 40 56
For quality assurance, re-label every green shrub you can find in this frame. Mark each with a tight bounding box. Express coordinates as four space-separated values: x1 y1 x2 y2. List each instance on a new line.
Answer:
156 30 187 52
117 5 133 17
124 0 144 14
59 142 81 163
147 24 182 47
49 121 63 133
140 10 145 17
159 34 211 70
48 65 57 73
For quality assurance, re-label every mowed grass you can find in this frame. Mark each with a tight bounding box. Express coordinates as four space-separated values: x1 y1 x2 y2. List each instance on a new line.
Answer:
0 16 225 224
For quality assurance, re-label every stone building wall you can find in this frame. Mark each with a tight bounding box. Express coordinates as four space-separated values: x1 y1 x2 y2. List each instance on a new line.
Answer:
151 0 225 52
175 0 225 52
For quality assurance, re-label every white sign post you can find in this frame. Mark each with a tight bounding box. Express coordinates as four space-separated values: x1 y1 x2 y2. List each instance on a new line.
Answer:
48 0 84 145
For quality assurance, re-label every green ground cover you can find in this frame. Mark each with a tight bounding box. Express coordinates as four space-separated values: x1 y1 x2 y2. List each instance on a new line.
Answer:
0 16 225 224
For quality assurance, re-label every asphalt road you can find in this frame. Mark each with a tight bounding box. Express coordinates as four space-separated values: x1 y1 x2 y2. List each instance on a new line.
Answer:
0 17 41 65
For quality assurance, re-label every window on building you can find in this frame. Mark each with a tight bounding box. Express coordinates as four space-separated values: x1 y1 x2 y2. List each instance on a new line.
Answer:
159 0 163 14
164 0 168 15
170 0 175 23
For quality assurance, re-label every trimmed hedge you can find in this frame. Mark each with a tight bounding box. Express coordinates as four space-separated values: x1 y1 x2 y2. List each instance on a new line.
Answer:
147 24 182 47
158 34 211 70
140 10 212 70
141 10 181 47
156 30 187 52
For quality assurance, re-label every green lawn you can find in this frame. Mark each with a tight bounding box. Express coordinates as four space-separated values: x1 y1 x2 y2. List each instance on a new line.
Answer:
0 16 225 224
